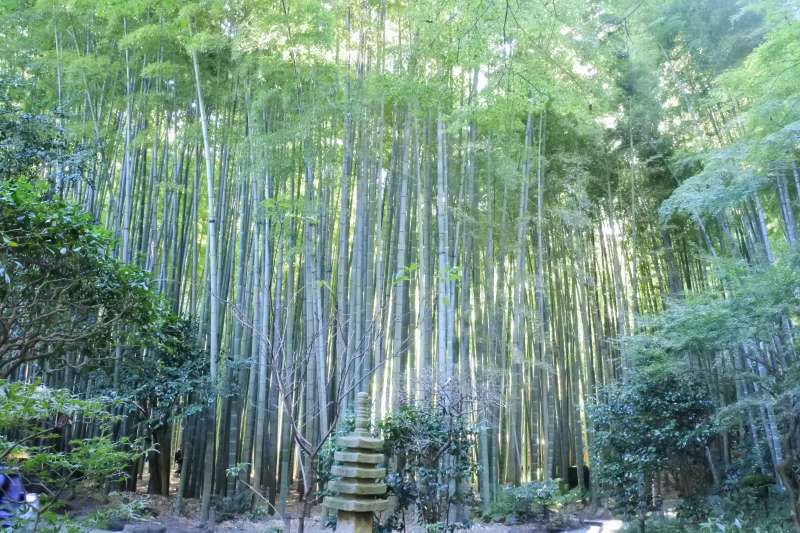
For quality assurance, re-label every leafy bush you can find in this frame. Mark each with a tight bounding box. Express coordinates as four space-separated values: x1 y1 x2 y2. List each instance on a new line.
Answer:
379 397 478 532
486 481 558 523
620 511 795 533
696 512 794 533
713 472 793 528
0 380 140 529
0 177 160 378
0 88 89 184
619 487 795 533
588 369 714 518
484 481 584 526
1 176 207 498
84 493 150 529
674 496 712 523
620 520 687 533
725 472 772 513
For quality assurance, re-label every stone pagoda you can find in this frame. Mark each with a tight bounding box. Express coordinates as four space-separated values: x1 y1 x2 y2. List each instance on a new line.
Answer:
323 392 388 533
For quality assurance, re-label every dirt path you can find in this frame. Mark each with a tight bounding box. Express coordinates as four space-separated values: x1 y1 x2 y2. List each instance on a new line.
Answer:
563 520 625 533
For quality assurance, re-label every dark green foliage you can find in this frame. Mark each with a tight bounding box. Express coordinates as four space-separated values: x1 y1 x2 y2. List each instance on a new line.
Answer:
588 370 714 516
114 315 208 425
652 0 765 75
0 86 88 186
379 400 478 532
0 138 206 505
0 177 159 377
711 472 794 528
483 482 584 529
83 494 152 530
673 496 712 523
618 486 795 533
485 481 558 523
0 172 208 511
590 251 800 529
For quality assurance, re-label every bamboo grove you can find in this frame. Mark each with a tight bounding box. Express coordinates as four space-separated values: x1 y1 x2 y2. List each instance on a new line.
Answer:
2 0 800 526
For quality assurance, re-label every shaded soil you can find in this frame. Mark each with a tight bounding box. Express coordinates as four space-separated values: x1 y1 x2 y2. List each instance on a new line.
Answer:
59 470 622 533
71 491 622 533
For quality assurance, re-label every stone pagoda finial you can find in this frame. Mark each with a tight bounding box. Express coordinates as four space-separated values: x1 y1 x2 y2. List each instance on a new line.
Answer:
354 392 370 435
323 392 388 533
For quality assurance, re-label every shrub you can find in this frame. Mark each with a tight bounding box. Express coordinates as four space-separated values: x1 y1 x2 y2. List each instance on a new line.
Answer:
379 395 478 532
84 494 150 529
0 177 160 378
674 496 712 523
0 380 140 529
486 481 558 523
485 481 584 526
588 369 714 519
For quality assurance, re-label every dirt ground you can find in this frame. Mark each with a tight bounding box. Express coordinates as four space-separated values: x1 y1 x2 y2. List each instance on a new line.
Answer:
69 469 622 532
74 490 623 533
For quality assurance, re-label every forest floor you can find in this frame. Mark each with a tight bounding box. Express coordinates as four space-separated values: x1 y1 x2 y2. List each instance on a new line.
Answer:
77 490 624 533
68 471 626 532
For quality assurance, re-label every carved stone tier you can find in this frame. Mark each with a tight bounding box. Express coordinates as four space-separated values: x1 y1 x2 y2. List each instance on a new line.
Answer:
323 496 389 513
323 392 388 533
330 465 386 478
328 480 388 496
334 451 384 464
335 435 384 450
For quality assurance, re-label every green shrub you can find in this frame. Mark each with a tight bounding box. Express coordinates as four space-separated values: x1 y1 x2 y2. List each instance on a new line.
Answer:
84 494 150 529
486 481 559 523
674 496 711 523
0 380 140 529
718 473 792 527
697 514 794 533
618 489 795 533
588 370 714 518
379 396 478 532
0 178 162 377
553 487 586 508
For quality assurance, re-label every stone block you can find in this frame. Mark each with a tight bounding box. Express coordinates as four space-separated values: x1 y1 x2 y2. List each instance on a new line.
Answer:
328 480 387 496
335 435 384 450
334 451 384 464
331 465 386 479
334 510 373 533
323 495 389 513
